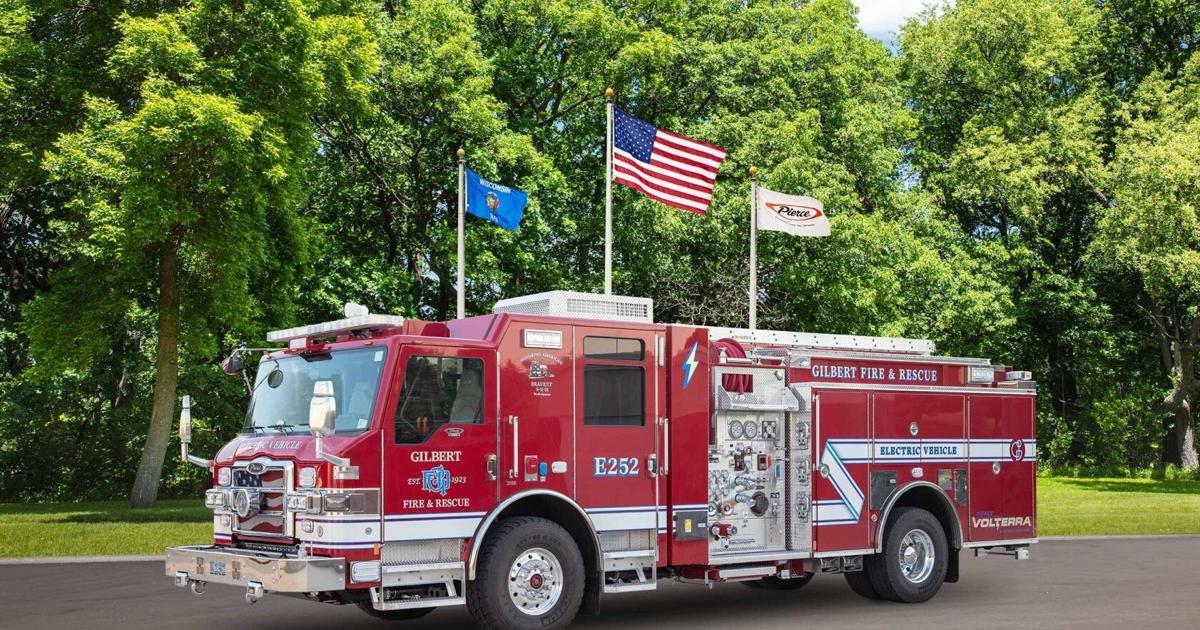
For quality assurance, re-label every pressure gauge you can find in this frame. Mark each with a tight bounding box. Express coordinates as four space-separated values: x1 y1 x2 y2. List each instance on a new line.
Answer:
728 420 744 440
743 420 759 439
762 421 778 440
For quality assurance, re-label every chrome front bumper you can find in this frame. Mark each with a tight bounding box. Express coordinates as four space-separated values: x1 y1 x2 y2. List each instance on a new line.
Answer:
166 545 346 593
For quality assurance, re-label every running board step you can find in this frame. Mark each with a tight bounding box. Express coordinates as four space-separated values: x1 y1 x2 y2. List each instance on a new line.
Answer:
602 564 657 593
370 583 463 611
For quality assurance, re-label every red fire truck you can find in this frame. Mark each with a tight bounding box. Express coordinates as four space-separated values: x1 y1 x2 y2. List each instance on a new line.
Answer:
167 291 1036 629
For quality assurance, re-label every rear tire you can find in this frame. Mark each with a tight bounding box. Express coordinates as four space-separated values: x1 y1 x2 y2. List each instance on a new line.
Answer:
355 601 434 620
844 568 881 600
744 572 813 590
467 516 585 630
866 507 948 603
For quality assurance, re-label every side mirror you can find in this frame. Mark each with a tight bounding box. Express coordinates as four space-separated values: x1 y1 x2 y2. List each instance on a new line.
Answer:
178 395 211 468
178 395 192 444
308 380 336 437
221 352 245 376
309 380 355 477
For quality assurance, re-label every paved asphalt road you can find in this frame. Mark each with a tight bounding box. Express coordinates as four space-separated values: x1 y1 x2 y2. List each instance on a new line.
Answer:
2 536 1195 629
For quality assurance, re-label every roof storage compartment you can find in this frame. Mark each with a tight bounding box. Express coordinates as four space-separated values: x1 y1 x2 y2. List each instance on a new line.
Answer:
493 290 654 324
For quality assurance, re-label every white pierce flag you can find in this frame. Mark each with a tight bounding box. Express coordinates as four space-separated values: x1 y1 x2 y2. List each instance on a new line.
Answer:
756 188 830 237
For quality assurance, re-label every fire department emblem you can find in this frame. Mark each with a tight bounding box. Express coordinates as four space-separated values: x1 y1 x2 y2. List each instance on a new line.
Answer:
1010 439 1025 461
529 361 553 379
421 465 453 496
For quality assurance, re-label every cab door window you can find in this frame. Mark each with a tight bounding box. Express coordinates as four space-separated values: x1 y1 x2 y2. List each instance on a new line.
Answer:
394 356 485 444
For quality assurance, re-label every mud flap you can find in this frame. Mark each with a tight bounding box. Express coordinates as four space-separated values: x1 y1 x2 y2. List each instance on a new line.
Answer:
945 548 959 583
580 569 601 615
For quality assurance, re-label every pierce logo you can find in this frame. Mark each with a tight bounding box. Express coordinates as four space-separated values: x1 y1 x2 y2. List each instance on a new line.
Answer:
421 465 453 496
766 202 825 225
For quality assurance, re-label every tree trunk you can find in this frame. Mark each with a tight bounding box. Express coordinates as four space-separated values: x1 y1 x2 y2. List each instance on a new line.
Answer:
1163 324 1199 470
1175 406 1198 470
129 232 183 509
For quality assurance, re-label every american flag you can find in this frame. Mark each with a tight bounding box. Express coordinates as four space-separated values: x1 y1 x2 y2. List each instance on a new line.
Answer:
612 108 727 214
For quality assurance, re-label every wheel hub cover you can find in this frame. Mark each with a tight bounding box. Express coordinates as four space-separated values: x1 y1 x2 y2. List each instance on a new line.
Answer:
508 548 563 616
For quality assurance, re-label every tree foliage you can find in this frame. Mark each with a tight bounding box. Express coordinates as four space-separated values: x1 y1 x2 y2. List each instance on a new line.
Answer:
0 0 1198 502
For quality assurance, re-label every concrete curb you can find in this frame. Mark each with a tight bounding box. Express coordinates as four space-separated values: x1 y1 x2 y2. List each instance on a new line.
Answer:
0 554 163 565
3 534 1198 565
1039 533 1200 542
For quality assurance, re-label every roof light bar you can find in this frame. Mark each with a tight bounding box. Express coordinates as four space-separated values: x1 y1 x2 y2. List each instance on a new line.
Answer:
266 314 406 343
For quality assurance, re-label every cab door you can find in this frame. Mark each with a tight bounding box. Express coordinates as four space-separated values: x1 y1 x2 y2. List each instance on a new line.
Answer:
573 328 661 541
382 344 498 543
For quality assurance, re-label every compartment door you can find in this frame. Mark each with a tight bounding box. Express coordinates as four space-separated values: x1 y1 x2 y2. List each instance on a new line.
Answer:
966 394 1037 543
573 328 661 547
813 389 871 553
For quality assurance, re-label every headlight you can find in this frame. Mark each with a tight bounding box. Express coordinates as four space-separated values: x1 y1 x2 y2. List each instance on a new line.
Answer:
323 493 352 512
322 492 365 513
216 467 232 487
286 493 321 514
205 489 230 509
299 467 317 488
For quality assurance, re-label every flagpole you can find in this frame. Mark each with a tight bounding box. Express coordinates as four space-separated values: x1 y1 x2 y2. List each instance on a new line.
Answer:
456 148 466 319
749 166 759 330
604 87 614 295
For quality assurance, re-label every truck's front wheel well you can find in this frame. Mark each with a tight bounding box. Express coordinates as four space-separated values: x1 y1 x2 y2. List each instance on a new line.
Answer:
471 494 601 614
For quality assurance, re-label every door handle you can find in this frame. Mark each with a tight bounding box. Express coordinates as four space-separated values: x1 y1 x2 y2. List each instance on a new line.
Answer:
659 417 670 476
486 453 498 481
508 416 519 479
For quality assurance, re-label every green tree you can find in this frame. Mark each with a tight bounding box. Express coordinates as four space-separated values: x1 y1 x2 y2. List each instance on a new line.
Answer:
1094 56 1200 468
306 0 551 322
22 0 376 507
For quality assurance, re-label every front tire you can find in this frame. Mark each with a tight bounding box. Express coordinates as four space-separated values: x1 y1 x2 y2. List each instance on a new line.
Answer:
467 516 585 630
866 507 948 603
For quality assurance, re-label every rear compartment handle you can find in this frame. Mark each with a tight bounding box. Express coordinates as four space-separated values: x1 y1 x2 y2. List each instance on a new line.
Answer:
508 416 519 479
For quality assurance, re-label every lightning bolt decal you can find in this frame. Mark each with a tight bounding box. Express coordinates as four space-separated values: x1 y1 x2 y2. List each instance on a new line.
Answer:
682 341 699 389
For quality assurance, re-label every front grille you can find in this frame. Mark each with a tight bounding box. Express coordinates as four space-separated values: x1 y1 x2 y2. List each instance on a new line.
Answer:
233 463 290 538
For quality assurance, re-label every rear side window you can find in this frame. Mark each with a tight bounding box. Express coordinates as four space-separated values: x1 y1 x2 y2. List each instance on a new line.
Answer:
583 365 644 426
395 356 485 444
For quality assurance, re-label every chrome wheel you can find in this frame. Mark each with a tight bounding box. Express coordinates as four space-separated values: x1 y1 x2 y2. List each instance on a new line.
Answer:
508 547 563 616
898 529 935 584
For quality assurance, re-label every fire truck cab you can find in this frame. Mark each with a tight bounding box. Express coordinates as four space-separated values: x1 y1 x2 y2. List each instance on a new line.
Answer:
167 291 1036 629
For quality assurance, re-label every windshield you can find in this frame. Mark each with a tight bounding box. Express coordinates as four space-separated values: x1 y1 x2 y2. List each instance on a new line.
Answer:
243 347 387 435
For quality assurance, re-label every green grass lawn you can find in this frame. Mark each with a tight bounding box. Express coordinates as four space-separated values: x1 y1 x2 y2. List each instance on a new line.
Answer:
0 499 211 558
1036 477 1200 536
1 478 1198 557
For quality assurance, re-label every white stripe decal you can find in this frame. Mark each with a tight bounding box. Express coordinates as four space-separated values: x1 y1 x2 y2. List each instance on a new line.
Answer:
384 516 482 541
815 437 1037 526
